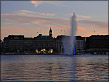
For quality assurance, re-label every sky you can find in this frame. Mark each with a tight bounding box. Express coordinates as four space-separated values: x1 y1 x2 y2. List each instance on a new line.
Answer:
1 1 108 40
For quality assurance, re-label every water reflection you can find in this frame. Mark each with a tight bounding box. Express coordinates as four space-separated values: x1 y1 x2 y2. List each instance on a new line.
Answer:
1 55 108 81
76 57 108 81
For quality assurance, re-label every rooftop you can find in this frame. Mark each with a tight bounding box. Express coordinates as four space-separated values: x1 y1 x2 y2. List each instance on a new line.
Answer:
34 34 54 40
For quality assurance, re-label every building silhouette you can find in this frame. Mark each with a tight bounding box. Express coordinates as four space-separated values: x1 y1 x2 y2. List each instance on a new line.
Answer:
1 28 109 55
2 28 62 54
86 35 109 54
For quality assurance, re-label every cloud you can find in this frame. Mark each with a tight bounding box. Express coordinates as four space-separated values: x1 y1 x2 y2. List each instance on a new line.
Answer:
1 14 68 25
14 10 55 17
45 25 87 33
19 10 32 13
1 26 40 40
1 27 30 33
77 26 87 32
1 13 107 38
30 1 63 7
69 13 91 19
40 13 55 16
1 13 107 30
78 19 108 28
31 1 42 7
25 20 48 24
77 14 91 19
45 25 70 29
1 14 36 24
15 10 34 15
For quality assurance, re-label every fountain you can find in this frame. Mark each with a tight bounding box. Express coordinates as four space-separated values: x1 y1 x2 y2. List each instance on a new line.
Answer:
62 12 77 55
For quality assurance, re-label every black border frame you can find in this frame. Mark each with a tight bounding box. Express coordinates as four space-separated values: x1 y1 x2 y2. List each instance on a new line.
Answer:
0 0 109 82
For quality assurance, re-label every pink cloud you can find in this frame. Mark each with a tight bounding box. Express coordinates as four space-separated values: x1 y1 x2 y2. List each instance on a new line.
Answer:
1 27 29 33
1 14 36 24
13 10 33 15
1 13 107 30
45 25 87 33
77 14 91 19
25 20 48 24
16 12 27 15
1 12 107 39
17 10 55 17
20 10 32 13
40 13 55 16
69 14 91 19
45 25 70 29
31 1 42 7
77 26 87 32
78 19 108 28
1 26 40 40
1 14 69 25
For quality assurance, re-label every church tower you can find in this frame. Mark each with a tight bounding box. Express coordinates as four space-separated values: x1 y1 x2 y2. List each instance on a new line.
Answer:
49 27 52 37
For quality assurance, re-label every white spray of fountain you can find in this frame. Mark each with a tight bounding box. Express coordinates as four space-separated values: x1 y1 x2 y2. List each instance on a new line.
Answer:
62 12 77 55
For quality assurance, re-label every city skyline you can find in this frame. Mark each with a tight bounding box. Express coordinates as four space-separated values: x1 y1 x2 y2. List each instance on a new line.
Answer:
1 1 108 40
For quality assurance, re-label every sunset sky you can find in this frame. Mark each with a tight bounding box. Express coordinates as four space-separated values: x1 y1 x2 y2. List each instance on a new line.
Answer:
1 1 108 40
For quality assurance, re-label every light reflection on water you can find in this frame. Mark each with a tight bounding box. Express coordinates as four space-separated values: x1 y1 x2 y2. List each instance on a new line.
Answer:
1 55 108 81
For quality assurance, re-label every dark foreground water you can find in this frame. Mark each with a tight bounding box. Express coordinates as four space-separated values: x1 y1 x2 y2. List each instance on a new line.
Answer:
1 55 108 81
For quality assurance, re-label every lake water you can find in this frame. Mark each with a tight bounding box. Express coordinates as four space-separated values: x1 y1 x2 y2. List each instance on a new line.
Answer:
1 55 108 81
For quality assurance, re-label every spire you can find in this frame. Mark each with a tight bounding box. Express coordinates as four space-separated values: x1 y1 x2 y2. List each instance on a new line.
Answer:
73 12 76 17
49 27 52 37
50 27 52 32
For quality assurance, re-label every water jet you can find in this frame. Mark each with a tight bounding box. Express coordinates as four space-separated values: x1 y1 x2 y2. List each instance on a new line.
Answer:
62 12 77 55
